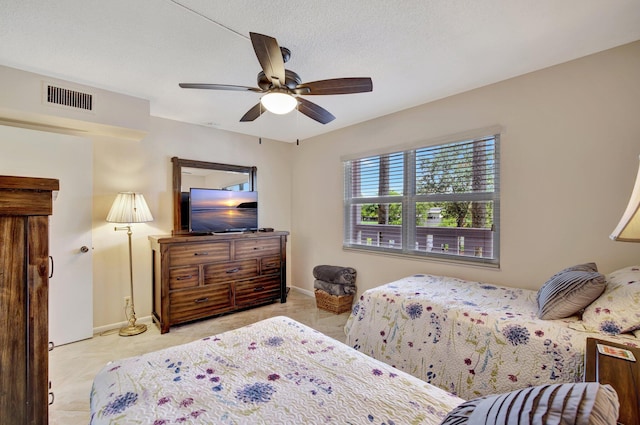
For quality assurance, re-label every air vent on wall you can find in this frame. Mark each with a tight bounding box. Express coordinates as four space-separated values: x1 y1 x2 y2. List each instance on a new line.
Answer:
45 84 93 111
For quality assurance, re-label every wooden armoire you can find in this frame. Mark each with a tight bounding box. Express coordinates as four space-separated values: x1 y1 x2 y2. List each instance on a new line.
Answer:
0 175 59 425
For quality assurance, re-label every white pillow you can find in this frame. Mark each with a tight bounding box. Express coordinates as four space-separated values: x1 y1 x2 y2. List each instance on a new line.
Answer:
581 266 640 335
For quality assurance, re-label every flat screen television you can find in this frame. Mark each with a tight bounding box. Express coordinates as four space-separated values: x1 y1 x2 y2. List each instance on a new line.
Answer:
189 188 258 233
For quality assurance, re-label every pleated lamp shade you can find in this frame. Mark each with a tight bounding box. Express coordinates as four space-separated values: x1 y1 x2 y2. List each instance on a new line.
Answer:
610 156 640 242
106 192 153 224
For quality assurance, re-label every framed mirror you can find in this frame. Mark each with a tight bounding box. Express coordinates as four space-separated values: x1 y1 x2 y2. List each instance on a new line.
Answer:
172 157 257 234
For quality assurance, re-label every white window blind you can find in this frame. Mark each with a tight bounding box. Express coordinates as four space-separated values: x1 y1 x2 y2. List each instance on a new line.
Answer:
344 134 500 266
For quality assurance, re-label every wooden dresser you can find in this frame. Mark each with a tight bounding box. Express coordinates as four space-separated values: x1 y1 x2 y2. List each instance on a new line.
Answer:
0 175 59 425
149 231 288 333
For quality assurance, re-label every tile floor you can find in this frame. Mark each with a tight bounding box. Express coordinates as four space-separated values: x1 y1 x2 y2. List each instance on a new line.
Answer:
48 289 351 424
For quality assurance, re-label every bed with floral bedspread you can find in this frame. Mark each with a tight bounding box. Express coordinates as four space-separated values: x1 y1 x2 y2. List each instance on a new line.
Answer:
344 273 640 401
90 315 463 424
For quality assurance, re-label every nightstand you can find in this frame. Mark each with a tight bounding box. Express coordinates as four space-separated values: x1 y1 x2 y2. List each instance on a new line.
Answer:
584 337 640 425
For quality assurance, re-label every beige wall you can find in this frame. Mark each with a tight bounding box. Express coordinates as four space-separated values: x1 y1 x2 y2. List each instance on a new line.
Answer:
91 117 293 328
0 64 149 140
1 41 639 332
0 64 295 331
291 41 640 294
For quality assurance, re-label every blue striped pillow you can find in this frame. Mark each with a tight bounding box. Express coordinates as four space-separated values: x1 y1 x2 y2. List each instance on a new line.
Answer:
536 263 606 320
440 382 619 425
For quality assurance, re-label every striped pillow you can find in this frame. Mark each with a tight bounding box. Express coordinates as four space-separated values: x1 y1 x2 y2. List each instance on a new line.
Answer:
536 263 606 320
440 382 619 425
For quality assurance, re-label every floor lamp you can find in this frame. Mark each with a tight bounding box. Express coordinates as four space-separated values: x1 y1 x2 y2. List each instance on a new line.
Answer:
107 192 154 336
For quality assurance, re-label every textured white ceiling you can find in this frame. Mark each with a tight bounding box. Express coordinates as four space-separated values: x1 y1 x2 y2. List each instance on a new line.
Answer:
1 0 640 143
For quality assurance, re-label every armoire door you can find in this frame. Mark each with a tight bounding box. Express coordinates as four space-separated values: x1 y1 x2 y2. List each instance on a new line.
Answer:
0 216 28 423
0 175 59 425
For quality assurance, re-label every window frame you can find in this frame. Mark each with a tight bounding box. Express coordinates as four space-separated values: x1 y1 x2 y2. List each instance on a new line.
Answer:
343 131 500 267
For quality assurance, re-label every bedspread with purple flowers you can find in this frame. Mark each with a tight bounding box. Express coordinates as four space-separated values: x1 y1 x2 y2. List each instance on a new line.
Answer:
344 274 639 401
90 316 462 424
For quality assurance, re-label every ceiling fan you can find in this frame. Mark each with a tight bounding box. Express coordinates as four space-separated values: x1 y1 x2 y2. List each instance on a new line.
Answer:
179 32 373 125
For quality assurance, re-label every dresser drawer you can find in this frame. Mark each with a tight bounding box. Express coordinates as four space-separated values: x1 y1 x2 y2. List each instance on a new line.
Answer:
260 255 281 275
234 238 281 259
235 276 281 307
169 241 231 267
169 284 233 324
203 259 258 284
169 266 199 290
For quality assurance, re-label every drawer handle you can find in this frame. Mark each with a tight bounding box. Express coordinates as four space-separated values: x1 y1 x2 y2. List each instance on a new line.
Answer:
49 391 55 406
194 252 209 256
194 297 209 304
254 286 265 292
264 263 277 268
176 275 193 281
226 267 240 274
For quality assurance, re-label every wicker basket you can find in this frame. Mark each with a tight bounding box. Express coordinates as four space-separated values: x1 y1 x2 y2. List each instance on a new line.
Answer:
314 289 354 314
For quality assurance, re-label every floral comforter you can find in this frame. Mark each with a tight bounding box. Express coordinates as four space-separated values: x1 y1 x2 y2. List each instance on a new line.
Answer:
344 274 639 401
90 316 462 424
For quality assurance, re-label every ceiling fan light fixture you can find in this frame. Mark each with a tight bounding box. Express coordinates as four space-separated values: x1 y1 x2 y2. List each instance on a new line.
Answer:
260 91 297 115
180 32 371 124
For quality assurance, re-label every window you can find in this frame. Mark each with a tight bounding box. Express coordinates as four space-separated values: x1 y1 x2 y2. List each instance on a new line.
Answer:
343 133 500 266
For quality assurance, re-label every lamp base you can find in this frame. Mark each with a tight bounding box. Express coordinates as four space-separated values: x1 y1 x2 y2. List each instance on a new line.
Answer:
119 323 147 337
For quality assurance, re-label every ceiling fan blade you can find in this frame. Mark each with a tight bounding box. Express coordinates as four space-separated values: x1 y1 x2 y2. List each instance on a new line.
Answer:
249 32 286 87
297 98 335 124
239 103 264 122
179 83 263 92
294 77 373 95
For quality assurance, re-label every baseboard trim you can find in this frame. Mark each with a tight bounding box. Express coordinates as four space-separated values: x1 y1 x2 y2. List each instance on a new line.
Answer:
93 315 153 336
289 286 314 297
